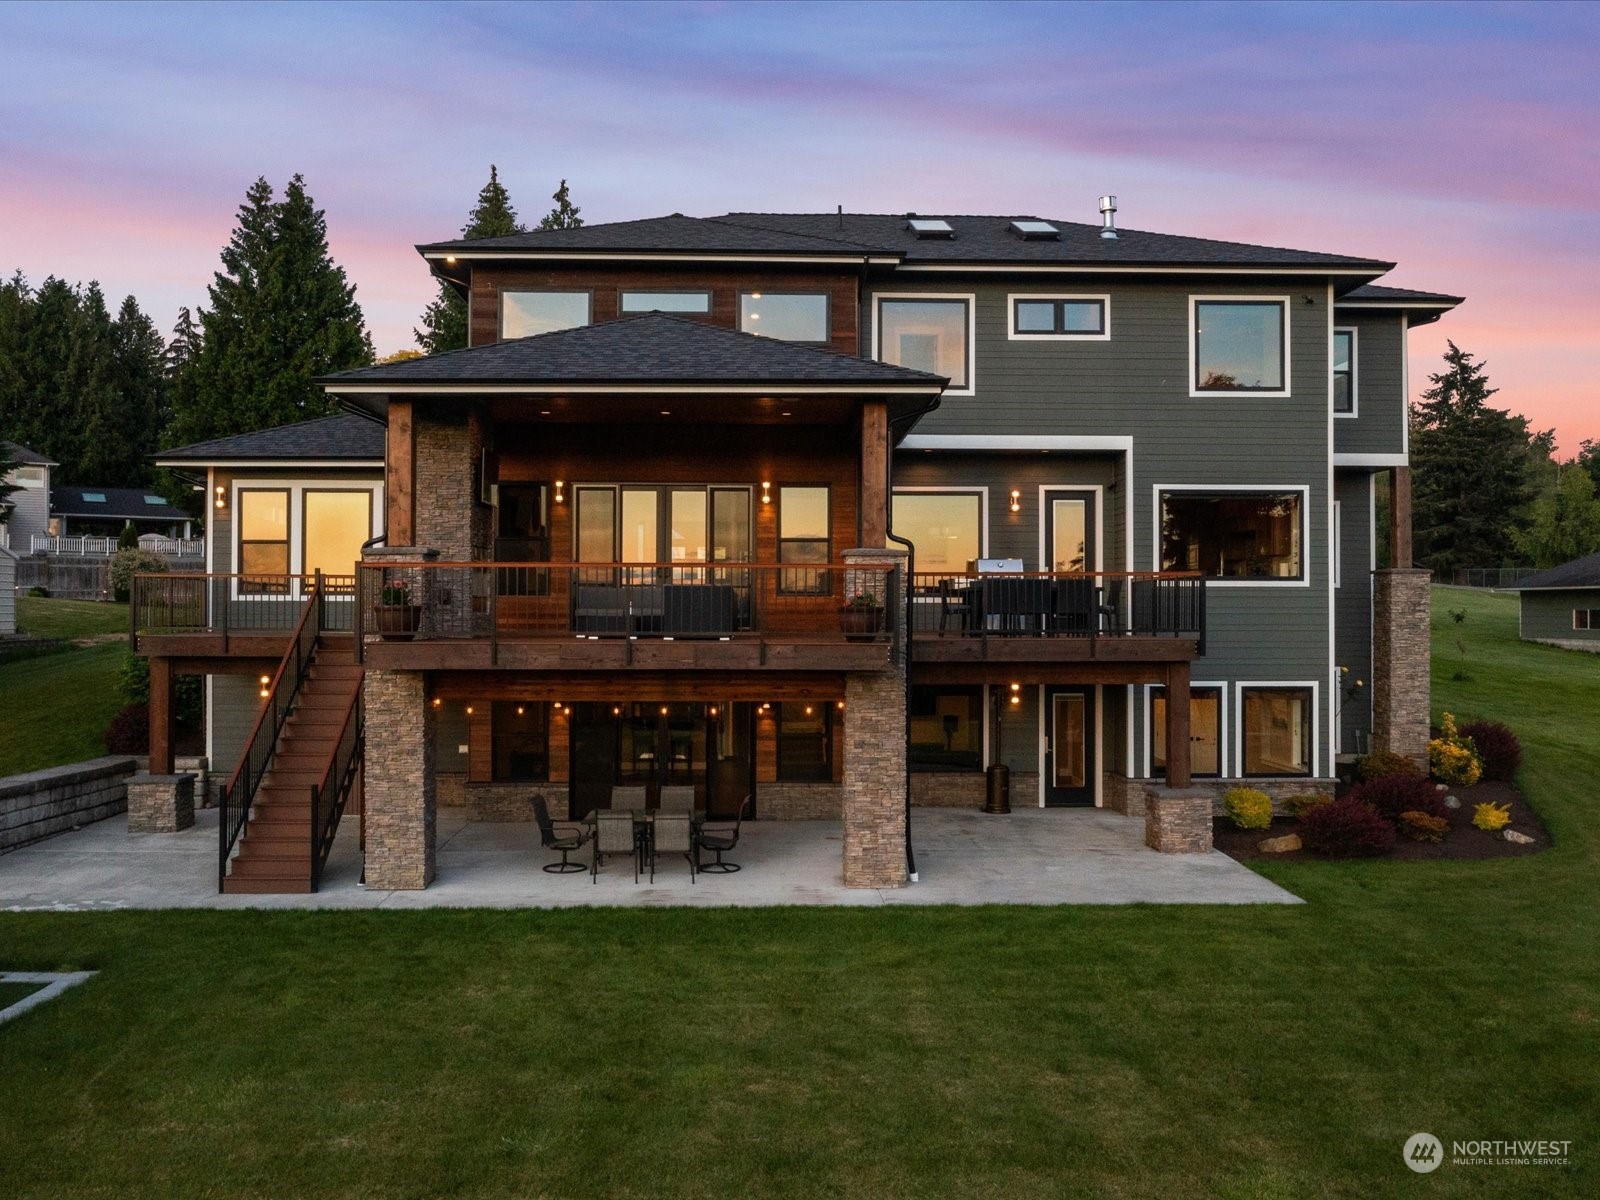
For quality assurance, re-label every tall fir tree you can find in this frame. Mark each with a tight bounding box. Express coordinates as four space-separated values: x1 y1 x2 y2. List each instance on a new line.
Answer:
1410 341 1538 572
538 179 583 230
414 164 525 354
0 272 33 448
168 175 373 447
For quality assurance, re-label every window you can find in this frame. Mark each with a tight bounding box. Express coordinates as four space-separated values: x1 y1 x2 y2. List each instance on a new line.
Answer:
1240 687 1313 776
1011 296 1107 339
501 290 590 339
877 297 971 389
1333 328 1355 414
1193 299 1287 393
302 490 371 581
776 701 831 781
1151 686 1222 778
573 485 750 565
778 485 829 593
1160 491 1303 580
1575 610 1600 631
909 686 981 771
238 489 290 593
620 291 711 314
892 491 981 573
492 701 549 782
739 292 828 342
575 487 617 562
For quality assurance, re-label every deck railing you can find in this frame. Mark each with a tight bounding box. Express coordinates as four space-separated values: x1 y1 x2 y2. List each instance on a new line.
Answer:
907 570 1205 650
31 534 204 558
353 560 899 660
130 573 356 646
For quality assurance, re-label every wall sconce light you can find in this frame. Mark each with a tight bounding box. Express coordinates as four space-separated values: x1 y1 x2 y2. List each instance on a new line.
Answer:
804 705 813 716
660 705 670 716
1009 489 1021 513
563 706 571 716
761 481 771 505
836 700 845 710
708 705 718 718
431 697 441 709
1009 682 1022 706
612 706 621 716
215 485 227 510
465 705 474 715
516 705 525 716
553 480 565 505
258 674 270 699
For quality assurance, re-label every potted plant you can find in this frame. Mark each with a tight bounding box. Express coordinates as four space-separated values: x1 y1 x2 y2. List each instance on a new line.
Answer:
373 579 421 640
839 591 885 641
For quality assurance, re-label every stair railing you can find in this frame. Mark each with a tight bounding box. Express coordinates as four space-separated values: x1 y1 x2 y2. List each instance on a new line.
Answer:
218 569 323 890
310 686 363 892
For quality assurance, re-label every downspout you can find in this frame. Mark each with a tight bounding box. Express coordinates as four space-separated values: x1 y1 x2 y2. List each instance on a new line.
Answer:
885 394 943 884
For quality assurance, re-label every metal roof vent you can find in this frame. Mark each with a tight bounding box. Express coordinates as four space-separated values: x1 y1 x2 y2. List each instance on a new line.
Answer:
1010 219 1059 240
1099 195 1118 240
906 217 954 239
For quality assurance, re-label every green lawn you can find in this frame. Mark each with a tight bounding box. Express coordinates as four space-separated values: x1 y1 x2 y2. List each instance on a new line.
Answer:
0 588 1593 1198
0 981 43 1009
0 642 125 776
14 596 129 640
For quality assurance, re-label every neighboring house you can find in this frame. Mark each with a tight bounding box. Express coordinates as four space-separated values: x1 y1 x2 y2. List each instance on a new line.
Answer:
1509 551 1600 651
136 203 1459 894
0 545 15 634
0 440 56 552
49 486 194 542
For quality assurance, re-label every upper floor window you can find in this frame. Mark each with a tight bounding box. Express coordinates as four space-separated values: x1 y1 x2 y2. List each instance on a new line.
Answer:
877 296 972 391
892 491 982 574
238 488 290 591
1333 328 1356 414
1160 490 1303 581
502 290 590 339
739 292 828 342
1192 298 1288 395
621 291 711 314
1010 296 1108 340
778 485 829 593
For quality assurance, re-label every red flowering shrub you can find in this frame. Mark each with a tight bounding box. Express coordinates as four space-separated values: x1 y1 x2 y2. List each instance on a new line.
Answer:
1300 797 1396 858
103 703 150 755
1458 719 1522 783
1347 774 1449 825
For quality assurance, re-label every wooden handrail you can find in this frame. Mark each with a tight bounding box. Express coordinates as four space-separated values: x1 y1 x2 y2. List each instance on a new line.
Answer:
222 590 318 802
369 560 899 571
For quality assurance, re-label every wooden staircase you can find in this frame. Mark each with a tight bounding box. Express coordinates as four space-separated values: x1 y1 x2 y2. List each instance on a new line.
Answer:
221 635 362 894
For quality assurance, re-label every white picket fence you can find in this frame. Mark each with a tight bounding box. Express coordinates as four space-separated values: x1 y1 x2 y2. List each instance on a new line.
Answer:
30 534 204 559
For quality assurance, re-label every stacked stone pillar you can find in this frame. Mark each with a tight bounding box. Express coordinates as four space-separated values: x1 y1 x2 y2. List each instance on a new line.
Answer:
1371 568 1431 768
362 667 436 890
840 547 908 888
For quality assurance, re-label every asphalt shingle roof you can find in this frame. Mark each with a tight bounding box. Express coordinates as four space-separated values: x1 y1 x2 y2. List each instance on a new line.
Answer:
421 213 884 257
1511 551 1600 591
321 313 947 388
2 440 55 466
51 486 189 521
156 414 386 462
1339 283 1465 305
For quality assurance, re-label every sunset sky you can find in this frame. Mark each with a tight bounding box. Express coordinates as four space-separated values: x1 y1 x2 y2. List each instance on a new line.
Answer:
3 1 1596 451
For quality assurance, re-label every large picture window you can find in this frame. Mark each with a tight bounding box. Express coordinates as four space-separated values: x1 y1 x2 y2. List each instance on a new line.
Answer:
739 293 828 342
775 701 831 781
877 297 971 389
909 686 982 771
502 290 591 339
1193 299 1286 393
1240 687 1313 777
1150 686 1222 778
1160 490 1303 580
302 490 371 581
891 491 981 573
238 489 290 593
1333 328 1355 414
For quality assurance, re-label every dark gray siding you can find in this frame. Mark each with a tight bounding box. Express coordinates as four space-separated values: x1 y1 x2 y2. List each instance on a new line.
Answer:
1334 312 1406 457
1520 590 1600 644
210 674 260 777
1334 471 1375 752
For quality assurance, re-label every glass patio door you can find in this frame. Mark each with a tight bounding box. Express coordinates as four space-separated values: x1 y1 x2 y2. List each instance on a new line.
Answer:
1044 686 1096 807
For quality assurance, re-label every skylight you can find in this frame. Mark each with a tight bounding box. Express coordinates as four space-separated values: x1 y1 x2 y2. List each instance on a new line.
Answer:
144 495 167 505
82 492 106 503
906 218 954 238
1010 219 1059 240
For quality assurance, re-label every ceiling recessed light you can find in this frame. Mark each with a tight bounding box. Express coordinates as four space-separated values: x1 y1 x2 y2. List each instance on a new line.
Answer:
540 409 551 415
660 410 671 416
781 411 792 417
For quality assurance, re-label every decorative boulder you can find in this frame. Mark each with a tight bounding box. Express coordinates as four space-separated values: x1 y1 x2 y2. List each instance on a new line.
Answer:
1259 834 1302 853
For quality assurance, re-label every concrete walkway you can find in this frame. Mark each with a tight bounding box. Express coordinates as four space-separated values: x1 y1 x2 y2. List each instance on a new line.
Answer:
0 805 1300 910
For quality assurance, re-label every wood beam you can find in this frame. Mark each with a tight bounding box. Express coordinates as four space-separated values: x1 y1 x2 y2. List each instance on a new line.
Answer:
1389 466 1412 570
431 671 846 703
386 400 414 545
148 655 176 774
859 400 888 548
1164 661 1191 789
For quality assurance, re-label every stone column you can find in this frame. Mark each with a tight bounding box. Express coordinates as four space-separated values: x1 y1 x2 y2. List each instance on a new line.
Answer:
841 547 907 888
362 668 436 889
1143 785 1213 853
126 772 195 833
1371 568 1430 768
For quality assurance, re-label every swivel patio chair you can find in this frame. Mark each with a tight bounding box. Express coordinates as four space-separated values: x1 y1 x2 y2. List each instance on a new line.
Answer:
648 812 696 884
592 810 640 884
696 794 751 874
532 794 589 874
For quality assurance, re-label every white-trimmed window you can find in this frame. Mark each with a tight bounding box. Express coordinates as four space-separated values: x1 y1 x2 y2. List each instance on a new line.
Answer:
1239 685 1315 777
1574 609 1600 630
875 295 974 392
1191 297 1289 396
501 290 591 339
891 490 984 574
1009 295 1109 340
1158 489 1305 581
1149 685 1224 778
1333 327 1357 415
739 292 828 342
621 291 711 314
231 480 383 597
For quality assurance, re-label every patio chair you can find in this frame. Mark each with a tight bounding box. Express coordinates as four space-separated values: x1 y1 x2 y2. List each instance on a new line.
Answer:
648 812 696 884
592 810 640 884
532 794 589 874
696 794 751 874
658 785 695 813
610 785 647 814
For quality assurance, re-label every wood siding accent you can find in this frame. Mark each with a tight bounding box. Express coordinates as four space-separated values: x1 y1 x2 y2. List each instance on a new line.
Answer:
430 672 846 703
386 401 415 545
468 265 860 356
467 705 492 783
859 401 888 547
755 706 777 783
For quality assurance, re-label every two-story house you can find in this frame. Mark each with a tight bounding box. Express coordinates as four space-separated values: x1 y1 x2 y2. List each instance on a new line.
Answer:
136 203 1459 894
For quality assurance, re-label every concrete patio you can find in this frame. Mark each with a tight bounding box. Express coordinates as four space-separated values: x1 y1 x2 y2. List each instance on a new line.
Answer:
0 805 1301 910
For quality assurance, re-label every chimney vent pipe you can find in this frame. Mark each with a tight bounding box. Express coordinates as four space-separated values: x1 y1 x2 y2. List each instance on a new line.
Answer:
1099 195 1118 240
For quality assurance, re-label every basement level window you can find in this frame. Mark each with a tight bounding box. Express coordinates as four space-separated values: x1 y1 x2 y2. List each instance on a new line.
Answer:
907 218 954 238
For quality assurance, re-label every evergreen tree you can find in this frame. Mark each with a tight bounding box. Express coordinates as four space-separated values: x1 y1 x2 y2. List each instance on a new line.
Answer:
1410 342 1537 572
0 272 33 447
90 295 168 486
538 179 583 230
1517 464 1600 568
414 165 525 354
0 441 21 518
169 175 373 446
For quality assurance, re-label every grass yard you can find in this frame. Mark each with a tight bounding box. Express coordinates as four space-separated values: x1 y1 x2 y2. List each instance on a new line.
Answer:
0 588 1594 1198
0 981 44 1009
14 596 129 640
0 641 125 776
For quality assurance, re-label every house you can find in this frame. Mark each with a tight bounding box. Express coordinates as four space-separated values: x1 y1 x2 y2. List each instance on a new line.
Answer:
0 440 55 553
135 202 1460 893
48 485 194 544
1508 551 1600 651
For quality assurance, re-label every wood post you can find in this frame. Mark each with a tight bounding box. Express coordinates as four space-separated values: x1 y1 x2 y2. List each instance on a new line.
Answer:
859 401 888 548
148 656 176 775
1389 465 1412 570
386 400 414 546
1164 661 1191 789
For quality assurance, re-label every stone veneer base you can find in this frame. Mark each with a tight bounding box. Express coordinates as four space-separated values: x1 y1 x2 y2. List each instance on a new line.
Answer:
126 773 196 834
1144 786 1214 854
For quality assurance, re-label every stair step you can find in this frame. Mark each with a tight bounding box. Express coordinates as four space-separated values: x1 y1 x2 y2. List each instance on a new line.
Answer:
222 876 313 895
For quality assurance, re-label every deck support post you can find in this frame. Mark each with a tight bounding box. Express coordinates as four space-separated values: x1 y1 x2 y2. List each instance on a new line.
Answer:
361 668 436 890
841 546 908 888
859 401 888 548
148 656 176 775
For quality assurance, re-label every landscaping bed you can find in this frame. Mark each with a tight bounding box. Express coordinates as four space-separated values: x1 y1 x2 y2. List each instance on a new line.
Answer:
1215 778 1550 864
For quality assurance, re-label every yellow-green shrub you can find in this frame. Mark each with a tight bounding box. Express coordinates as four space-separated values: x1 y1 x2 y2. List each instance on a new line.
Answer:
1223 787 1273 830
1399 810 1448 842
1429 712 1482 786
1472 801 1511 832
